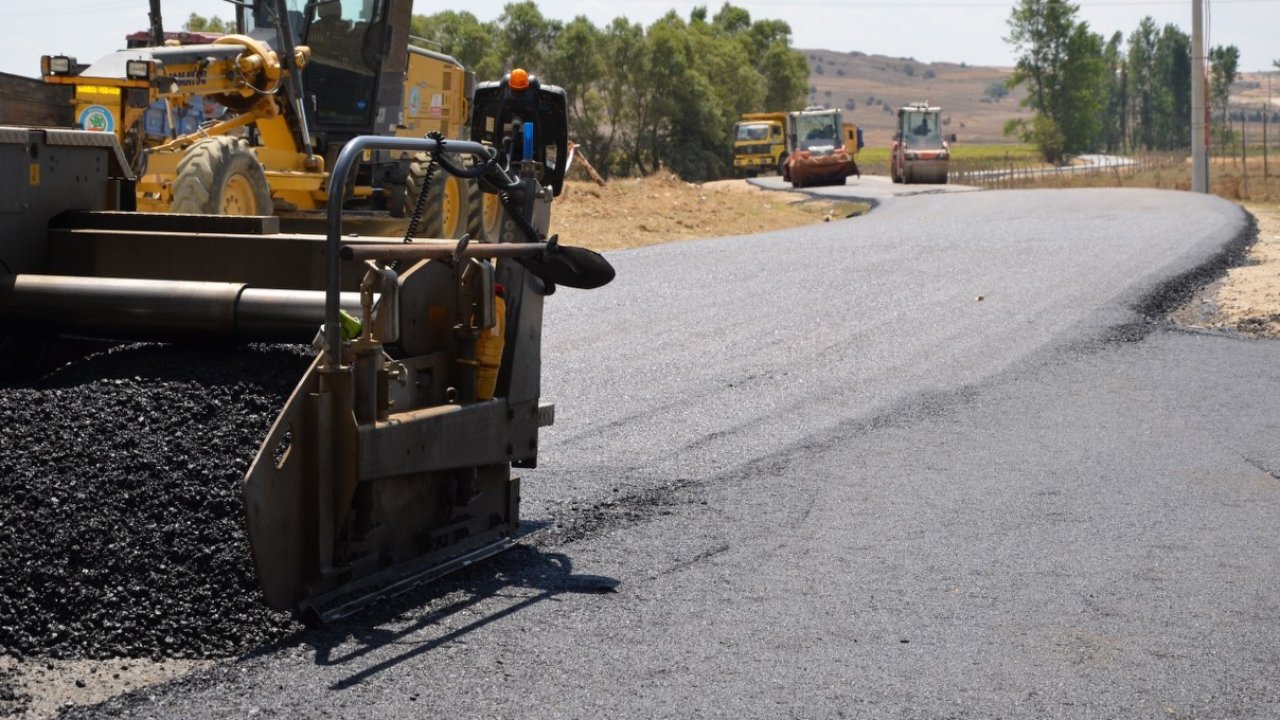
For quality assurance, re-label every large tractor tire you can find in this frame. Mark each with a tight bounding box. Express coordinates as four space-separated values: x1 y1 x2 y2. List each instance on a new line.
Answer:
405 152 480 239
170 136 273 216
479 190 505 242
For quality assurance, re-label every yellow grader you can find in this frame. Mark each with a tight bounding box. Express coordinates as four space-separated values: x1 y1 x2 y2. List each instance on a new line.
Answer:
41 0 485 239
0 57 613 623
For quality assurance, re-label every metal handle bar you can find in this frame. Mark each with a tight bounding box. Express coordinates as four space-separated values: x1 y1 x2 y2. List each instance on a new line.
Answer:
325 136 506 363
339 241 549 263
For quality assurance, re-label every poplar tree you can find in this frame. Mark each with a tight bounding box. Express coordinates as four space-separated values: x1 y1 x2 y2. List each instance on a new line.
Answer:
1004 0 1107 162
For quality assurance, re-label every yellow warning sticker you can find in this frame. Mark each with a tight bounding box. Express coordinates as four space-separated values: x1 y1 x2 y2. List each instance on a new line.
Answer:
29 163 39 186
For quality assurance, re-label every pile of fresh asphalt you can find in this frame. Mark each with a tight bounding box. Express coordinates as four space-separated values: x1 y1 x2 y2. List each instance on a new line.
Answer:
0 343 312 660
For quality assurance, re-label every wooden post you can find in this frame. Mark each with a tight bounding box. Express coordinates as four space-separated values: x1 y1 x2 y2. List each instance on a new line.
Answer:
1242 107 1248 196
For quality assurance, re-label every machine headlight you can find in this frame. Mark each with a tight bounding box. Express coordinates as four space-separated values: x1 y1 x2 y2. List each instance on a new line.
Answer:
125 60 153 80
43 55 75 76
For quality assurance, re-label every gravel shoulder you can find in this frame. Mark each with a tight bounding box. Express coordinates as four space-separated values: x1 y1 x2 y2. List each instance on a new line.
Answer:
1172 203 1280 336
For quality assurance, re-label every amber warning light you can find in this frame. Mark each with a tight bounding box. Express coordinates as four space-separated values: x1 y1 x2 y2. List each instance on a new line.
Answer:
509 68 529 91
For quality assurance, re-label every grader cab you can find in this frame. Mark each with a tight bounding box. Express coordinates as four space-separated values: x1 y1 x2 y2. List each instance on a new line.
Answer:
0 70 613 623
42 0 481 239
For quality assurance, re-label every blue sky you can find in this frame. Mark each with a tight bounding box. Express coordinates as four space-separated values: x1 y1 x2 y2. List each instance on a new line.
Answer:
1 0 1275 78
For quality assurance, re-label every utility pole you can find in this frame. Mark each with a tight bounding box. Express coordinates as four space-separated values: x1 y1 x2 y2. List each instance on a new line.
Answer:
1191 0 1209 192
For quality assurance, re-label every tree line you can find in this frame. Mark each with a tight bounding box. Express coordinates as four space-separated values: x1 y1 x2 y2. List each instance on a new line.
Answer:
183 3 808 181
1005 0 1249 163
411 2 809 180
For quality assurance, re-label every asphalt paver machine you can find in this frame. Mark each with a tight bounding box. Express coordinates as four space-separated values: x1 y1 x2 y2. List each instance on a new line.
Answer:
0 69 613 623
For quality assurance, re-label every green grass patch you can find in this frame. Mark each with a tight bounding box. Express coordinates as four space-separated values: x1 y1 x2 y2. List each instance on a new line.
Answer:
951 144 1041 162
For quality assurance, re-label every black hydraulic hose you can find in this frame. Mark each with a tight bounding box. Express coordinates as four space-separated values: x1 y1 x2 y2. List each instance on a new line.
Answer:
498 189 541 244
402 156 436 243
431 148 503 180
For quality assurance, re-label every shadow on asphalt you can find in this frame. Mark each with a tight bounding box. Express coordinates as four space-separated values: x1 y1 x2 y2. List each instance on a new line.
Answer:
239 530 619 691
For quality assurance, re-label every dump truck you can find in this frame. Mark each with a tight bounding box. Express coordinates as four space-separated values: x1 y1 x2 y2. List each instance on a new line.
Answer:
0 66 613 623
732 112 787 177
41 0 480 239
891 102 949 184
780 107 861 188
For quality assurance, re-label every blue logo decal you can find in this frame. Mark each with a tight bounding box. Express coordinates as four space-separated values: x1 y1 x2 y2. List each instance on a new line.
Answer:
77 105 115 133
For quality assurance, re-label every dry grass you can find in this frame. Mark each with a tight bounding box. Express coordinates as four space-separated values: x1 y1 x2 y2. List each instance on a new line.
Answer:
1002 155 1280 203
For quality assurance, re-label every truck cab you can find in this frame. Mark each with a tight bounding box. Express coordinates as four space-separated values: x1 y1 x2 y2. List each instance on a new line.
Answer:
732 112 787 177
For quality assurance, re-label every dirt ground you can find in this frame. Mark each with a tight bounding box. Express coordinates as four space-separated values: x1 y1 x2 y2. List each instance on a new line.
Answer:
1172 204 1280 337
551 170 867 252
1218 204 1280 334
0 656 211 719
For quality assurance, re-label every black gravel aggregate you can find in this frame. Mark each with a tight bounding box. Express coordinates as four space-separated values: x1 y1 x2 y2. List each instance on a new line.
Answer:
0 343 313 660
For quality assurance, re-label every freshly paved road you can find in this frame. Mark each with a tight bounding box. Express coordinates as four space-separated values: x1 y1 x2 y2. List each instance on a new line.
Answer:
79 188 1280 719
749 173 976 201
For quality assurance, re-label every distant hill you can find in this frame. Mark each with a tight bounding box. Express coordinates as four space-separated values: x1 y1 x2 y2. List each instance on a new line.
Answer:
800 49 1033 147
1231 71 1279 111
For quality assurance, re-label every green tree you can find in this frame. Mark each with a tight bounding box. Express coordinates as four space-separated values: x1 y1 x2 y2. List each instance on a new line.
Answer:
712 4 750 35
1208 44 1239 144
1004 0 1107 161
545 16 605 159
183 12 232 34
597 18 650 176
1099 31 1126 152
1123 18 1191 151
409 11 500 80
1005 0 1076 116
1125 16 1158 150
494 1 559 74
758 41 808 111
1054 22 1105 154
1152 24 1190 149
707 5 806 112
409 3 809 180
